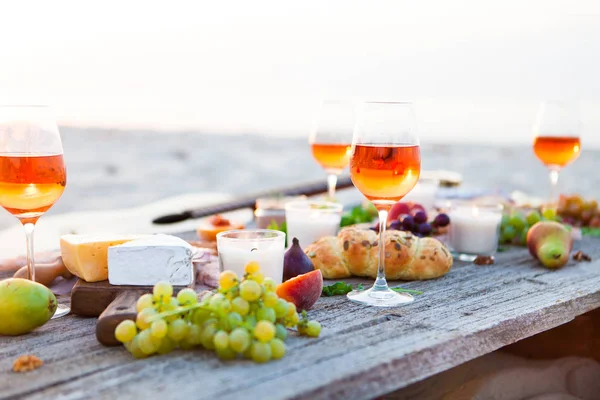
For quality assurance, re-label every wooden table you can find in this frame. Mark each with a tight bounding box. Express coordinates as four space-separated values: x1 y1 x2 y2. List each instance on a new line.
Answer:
1 237 599 400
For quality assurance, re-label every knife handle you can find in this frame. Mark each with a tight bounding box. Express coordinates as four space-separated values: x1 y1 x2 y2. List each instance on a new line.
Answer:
96 290 145 346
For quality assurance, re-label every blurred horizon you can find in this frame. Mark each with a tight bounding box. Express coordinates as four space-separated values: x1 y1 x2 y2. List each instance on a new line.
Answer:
2 1 599 146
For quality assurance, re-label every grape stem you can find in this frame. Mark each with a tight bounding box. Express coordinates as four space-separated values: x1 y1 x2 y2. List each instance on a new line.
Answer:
147 303 207 323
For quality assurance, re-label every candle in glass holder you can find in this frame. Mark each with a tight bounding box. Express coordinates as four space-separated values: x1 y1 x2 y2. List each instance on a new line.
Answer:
216 229 286 284
285 200 343 250
448 203 503 261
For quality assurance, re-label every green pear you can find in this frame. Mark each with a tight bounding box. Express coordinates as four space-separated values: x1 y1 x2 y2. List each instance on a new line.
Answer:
526 221 573 269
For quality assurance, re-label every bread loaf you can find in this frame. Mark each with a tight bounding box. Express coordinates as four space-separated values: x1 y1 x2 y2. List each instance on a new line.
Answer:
304 226 453 280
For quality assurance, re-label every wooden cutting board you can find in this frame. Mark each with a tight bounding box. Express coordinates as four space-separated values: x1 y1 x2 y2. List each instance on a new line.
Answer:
70 259 219 346
71 280 151 346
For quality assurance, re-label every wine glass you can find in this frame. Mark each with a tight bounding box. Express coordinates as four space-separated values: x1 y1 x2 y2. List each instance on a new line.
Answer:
0 106 70 318
348 101 421 307
309 100 355 201
533 101 581 207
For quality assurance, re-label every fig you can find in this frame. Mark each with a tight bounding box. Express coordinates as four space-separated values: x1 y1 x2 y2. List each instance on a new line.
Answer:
283 238 315 282
276 270 323 311
0 278 57 336
526 221 573 269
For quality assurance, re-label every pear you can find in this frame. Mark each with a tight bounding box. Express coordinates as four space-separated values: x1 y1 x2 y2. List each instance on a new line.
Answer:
526 221 573 269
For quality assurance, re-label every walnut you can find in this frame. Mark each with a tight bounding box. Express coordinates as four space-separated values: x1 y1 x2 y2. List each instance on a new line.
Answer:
573 251 592 262
13 355 43 373
474 256 495 265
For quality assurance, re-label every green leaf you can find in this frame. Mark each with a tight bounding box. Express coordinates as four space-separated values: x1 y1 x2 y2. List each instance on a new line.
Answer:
391 287 424 295
582 227 600 237
321 282 354 296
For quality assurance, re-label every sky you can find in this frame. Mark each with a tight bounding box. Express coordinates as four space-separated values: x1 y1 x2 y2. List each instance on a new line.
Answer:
1 0 599 146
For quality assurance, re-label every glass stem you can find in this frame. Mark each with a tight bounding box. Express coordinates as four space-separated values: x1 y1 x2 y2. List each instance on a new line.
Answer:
23 223 36 282
549 168 560 207
326 173 337 201
374 209 389 290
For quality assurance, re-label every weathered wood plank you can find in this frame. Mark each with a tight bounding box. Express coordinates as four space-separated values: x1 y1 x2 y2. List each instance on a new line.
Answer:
1 238 599 400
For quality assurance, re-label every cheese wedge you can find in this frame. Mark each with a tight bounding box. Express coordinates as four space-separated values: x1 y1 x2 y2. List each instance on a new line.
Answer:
108 235 194 286
60 234 148 282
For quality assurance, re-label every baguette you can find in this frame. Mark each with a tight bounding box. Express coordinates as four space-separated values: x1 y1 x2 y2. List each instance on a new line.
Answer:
304 226 453 280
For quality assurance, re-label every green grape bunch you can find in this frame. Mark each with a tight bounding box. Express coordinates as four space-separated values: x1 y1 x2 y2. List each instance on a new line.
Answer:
498 208 560 247
114 261 322 363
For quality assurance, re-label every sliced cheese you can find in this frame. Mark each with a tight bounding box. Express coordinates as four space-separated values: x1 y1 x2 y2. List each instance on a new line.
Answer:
60 234 149 282
108 234 194 286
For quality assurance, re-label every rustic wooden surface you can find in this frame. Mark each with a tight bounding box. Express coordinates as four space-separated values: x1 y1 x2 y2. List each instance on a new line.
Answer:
1 237 599 400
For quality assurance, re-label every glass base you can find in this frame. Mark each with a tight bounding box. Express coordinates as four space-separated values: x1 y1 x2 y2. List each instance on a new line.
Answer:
52 303 70 319
347 286 414 307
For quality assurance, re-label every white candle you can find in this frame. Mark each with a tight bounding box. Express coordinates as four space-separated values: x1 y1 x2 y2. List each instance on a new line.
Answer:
216 230 286 284
448 206 502 256
285 201 343 249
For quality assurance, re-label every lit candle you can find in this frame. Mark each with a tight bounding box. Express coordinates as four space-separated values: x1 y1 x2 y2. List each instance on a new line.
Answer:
285 201 343 250
216 230 286 284
448 203 503 260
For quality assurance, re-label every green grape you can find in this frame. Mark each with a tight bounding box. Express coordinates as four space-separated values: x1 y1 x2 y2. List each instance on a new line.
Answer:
150 319 168 339
210 293 231 312
153 281 173 303
245 315 257 329
177 288 198 305
136 307 157 330
305 320 322 337
285 302 297 317
500 225 517 243
249 272 265 284
231 297 250 316
240 280 262 302
187 324 203 345
219 270 239 290
250 341 272 363
542 208 557 221
136 293 154 312
203 318 219 329
509 213 526 231
167 319 189 342
200 324 217 350
244 261 260 275
218 315 231 332
526 210 542 226
192 308 212 326
254 320 276 342
213 330 229 350
274 299 288 318
270 338 286 359
227 312 243 329
517 227 529 246
216 346 237 360
128 336 148 359
256 307 276 323
115 319 137 343
200 291 214 305
262 277 277 292
138 329 158 355
262 292 278 308
156 337 176 354
501 214 510 227
229 328 251 353
275 323 287 341
285 311 300 328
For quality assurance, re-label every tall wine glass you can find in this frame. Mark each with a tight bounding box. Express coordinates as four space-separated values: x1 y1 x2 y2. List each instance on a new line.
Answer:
533 101 581 207
348 102 421 307
309 100 355 201
0 106 70 318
